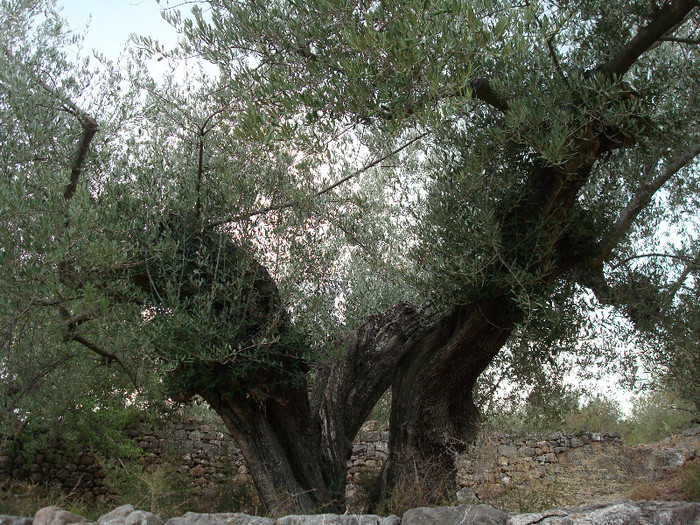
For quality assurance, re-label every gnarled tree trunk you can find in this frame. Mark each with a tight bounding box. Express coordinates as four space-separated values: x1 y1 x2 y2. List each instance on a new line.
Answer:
372 299 518 505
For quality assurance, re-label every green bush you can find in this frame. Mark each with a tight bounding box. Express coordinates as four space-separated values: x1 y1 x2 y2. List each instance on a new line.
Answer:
566 396 624 434
623 391 695 444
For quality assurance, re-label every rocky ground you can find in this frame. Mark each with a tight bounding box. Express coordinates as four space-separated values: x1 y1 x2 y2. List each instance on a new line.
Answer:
2 499 699 525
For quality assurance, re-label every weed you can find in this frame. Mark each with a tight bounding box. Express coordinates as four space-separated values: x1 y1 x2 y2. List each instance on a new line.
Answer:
373 450 457 517
101 459 191 519
0 480 105 520
681 459 700 502
628 483 662 501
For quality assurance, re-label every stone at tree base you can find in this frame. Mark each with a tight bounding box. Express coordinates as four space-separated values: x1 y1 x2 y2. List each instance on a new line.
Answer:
18 499 700 525
124 512 164 525
165 513 275 525
402 505 508 525
276 515 393 524
456 487 480 504
98 506 135 525
507 500 700 525
1 516 33 525
33 507 90 525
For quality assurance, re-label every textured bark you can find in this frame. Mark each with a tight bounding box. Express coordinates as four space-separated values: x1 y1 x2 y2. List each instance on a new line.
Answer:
370 299 518 505
203 381 334 513
310 302 422 502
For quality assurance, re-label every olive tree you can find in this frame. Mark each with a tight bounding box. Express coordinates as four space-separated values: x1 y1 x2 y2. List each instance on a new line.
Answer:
2 0 699 514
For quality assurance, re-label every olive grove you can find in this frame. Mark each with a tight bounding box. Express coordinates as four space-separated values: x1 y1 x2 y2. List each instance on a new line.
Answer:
1 0 699 514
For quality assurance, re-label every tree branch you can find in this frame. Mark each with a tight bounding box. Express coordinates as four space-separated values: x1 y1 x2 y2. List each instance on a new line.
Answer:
310 303 422 487
660 36 700 45
1 353 77 418
206 130 430 229
588 143 700 268
63 116 99 202
660 249 700 314
598 0 698 77
70 334 139 390
467 78 509 113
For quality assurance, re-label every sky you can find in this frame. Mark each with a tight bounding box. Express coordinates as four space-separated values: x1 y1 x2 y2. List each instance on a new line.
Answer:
57 0 181 61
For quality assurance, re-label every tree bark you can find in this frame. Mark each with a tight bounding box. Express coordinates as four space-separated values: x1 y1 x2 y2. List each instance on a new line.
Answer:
203 378 334 514
174 301 424 513
371 299 518 505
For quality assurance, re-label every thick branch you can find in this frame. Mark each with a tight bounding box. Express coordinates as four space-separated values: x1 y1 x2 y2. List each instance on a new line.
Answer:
63 116 99 202
467 78 509 113
310 303 422 497
598 0 698 77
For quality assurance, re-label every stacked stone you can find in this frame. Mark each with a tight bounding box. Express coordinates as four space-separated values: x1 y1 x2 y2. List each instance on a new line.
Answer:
456 432 623 497
125 420 250 488
346 430 390 485
0 417 252 503
0 447 109 500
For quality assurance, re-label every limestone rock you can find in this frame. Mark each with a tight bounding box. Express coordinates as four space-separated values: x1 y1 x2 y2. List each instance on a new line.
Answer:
165 513 274 525
33 507 90 525
276 515 389 525
507 500 700 525
124 512 163 525
98 506 135 525
402 505 508 525
1 516 33 525
456 487 480 504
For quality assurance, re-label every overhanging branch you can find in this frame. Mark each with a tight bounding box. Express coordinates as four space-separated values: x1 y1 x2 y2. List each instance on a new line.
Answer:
206 130 430 229
70 334 139 390
589 143 700 269
598 0 698 77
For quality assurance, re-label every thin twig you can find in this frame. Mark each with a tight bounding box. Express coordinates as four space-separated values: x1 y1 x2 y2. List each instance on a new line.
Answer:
206 130 431 229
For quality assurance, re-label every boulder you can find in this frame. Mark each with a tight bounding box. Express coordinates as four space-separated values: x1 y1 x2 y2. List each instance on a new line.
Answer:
402 505 508 525
98 506 135 525
165 513 274 525
33 507 90 525
1 516 33 525
507 500 700 525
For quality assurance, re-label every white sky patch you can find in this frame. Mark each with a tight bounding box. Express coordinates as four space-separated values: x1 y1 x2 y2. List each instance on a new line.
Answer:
56 0 215 80
58 1 177 57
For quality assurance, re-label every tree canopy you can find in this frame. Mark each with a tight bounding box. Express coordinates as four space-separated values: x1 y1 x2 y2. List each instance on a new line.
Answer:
1 0 699 514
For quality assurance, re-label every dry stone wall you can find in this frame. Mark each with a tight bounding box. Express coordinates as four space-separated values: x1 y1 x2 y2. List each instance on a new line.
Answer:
2 419 698 509
0 417 249 504
456 431 626 499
